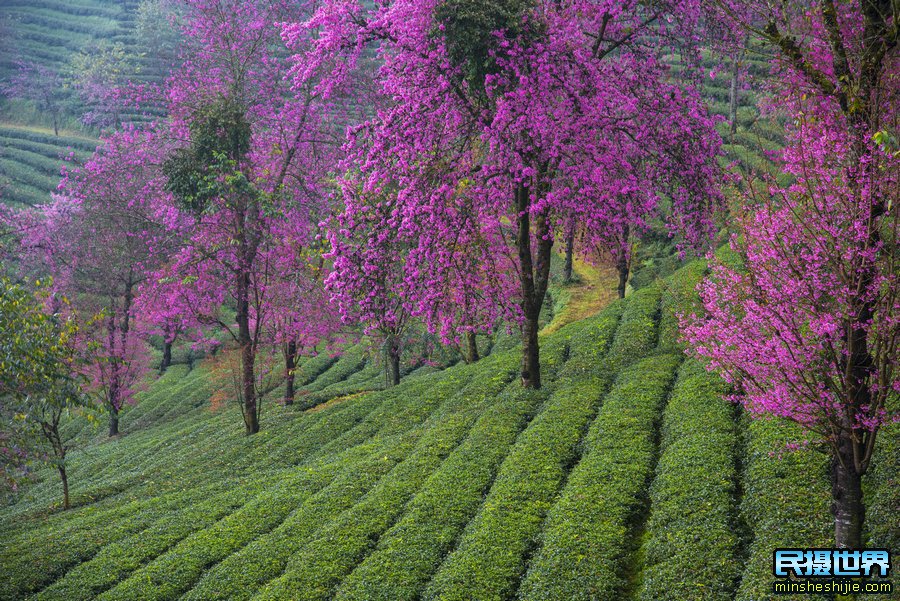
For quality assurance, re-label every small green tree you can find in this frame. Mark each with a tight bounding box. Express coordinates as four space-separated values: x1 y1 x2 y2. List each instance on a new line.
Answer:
0 278 87 510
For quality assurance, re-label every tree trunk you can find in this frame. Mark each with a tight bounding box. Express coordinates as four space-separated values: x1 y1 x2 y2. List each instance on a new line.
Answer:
386 335 401 387
729 54 740 137
616 254 629 299
615 228 630 299
108 279 133 437
52 111 59 137
241 340 259 433
831 441 864 549
107 314 122 437
236 267 259 434
563 221 575 283
387 347 401 387
521 315 540 388
515 181 553 389
58 466 70 510
160 341 172 373
108 406 119 437
284 340 297 406
47 415 69 510
465 331 479 364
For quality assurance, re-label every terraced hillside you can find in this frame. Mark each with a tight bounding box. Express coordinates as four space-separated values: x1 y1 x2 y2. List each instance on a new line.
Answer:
0 0 172 206
0 124 95 206
1 260 897 601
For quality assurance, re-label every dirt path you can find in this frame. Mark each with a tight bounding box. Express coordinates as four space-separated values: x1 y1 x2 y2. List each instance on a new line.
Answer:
541 257 620 336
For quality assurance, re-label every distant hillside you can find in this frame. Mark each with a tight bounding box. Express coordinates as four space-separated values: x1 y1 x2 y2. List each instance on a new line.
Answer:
0 3 780 211
0 0 176 207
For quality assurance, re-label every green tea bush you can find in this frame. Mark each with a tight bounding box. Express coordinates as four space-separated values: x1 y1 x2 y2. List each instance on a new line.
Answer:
638 360 740 601
735 417 831 601
254 354 522 601
423 378 608 601
517 354 679 601
333 386 549 601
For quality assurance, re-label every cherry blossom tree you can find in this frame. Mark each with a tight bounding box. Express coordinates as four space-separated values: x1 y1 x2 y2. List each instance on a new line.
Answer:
685 0 900 548
286 0 723 388
23 126 183 436
324 187 418 386
146 0 341 433
1 61 66 137
265 220 342 405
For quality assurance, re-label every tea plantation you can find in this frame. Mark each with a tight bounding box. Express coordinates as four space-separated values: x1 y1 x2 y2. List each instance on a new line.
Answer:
1 259 897 601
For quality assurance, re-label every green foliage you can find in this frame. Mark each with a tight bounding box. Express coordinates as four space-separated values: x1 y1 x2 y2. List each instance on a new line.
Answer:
183 364 493 601
517 354 680 601
638 360 740 601
735 416 832 601
864 421 900 551
163 98 255 213
333 385 546 601
34 483 253 600
254 353 521 601
421 310 624 601
657 260 706 351
434 0 534 93
605 284 660 369
0 278 86 493
423 378 601 601
2 260 897 601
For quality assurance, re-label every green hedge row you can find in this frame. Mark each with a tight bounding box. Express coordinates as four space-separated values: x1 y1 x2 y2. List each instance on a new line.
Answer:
517 354 679 601
0 145 66 174
657 260 706 352
2 351 472 596
422 378 608 601
417 300 628 601
735 416 832 601
0 477 247 599
302 346 369 395
333 385 548 601
299 362 384 409
0 127 97 152
0 157 60 190
180 364 486 600
253 353 522 601
34 482 256 601
605 285 661 369
865 421 900 552
0 0 123 19
181 432 424 600
332 310 623 601
179 363 491 600
100 437 418 601
638 360 740 601
553 301 624 379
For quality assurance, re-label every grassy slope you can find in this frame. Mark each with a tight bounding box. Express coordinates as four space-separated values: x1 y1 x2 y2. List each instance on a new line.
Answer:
2 260 895 601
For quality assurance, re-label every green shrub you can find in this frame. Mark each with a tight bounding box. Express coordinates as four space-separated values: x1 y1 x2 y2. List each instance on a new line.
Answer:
606 285 661 368
302 345 369 395
182 365 487 600
181 433 422 600
657 260 706 351
517 354 680 601
34 483 254 601
638 360 740 601
735 416 832 601
865 421 900 552
423 378 608 601
100 441 411 601
333 387 549 601
254 354 521 601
